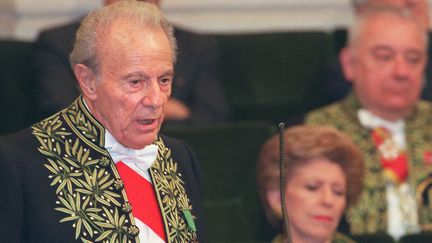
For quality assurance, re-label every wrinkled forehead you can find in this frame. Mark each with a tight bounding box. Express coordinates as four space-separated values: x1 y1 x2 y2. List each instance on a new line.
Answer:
100 19 145 45
92 20 173 74
98 19 172 54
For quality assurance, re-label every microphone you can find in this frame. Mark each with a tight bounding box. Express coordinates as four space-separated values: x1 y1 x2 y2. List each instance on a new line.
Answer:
279 122 292 243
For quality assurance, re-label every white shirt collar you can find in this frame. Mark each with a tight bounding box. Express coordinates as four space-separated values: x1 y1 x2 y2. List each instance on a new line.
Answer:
357 109 405 133
357 109 406 149
85 102 163 241
104 130 158 173
83 98 158 172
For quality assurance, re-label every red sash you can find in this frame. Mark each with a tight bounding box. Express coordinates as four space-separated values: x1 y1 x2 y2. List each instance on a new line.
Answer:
116 161 166 241
371 127 408 184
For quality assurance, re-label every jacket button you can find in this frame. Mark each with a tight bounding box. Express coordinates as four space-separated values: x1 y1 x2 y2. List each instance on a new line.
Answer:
114 179 124 190
128 225 140 237
122 202 132 213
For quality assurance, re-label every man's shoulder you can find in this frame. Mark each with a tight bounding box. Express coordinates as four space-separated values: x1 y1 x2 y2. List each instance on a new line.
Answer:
416 100 432 113
159 134 192 154
306 101 347 124
0 126 39 162
0 110 64 148
407 100 432 127
158 134 199 170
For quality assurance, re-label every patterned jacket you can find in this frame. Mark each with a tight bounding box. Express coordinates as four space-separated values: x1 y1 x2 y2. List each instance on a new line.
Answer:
306 93 432 234
0 96 203 242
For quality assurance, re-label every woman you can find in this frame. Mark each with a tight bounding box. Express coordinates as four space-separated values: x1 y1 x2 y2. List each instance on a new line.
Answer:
257 125 364 243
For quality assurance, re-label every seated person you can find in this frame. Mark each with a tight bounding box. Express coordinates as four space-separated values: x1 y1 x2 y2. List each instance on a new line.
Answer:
257 125 364 243
307 6 432 240
32 0 229 125
318 0 431 104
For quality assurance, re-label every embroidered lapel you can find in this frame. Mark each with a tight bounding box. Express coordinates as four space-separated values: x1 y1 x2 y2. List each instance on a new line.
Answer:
405 101 432 230
32 97 139 242
32 96 197 243
150 137 198 242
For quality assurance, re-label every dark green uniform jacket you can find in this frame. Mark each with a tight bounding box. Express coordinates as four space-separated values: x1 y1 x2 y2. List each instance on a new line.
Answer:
0 97 204 242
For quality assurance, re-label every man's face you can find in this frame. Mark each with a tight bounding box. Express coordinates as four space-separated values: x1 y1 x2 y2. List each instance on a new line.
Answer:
342 14 426 120
86 20 173 149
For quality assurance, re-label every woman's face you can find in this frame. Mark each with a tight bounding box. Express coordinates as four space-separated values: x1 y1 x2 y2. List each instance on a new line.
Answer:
285 158 347 243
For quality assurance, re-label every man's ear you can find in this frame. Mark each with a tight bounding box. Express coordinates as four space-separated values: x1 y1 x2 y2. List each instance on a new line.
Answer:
339 47 355 83
74 64 98 100
266 189 283 219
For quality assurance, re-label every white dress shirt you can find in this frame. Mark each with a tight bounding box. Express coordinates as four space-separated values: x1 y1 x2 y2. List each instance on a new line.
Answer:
104 131 165 243
358 109 420 240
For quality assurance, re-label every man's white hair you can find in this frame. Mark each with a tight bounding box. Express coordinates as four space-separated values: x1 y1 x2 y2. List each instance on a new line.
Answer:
347 5 428 52
70 0 177 74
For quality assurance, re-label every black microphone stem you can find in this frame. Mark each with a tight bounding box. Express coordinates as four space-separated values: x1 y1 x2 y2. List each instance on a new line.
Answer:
279 123 292 243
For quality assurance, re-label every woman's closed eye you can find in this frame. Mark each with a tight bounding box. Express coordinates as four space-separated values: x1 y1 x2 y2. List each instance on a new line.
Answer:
332 187 346 197
305 183 319 191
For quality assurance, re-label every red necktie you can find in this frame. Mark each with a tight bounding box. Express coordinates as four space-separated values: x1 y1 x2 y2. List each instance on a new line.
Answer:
116 161 166 241
371 127 409 183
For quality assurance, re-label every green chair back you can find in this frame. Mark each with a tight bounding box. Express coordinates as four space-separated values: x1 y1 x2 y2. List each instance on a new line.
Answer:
163 122 278 242
217 32 333 122
0 40 37 134
399 232 432 243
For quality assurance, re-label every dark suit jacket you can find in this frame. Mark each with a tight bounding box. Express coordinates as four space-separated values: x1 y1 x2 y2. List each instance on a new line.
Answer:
0 97 204 242
32 20 229 124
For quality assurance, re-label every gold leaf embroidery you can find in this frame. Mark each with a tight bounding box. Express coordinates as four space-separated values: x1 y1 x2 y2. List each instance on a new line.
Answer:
151 137 197 242
32 100 134 243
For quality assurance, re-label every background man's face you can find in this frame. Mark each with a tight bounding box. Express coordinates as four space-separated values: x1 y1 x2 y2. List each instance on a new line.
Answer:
89 19 173 149
343 14 426 119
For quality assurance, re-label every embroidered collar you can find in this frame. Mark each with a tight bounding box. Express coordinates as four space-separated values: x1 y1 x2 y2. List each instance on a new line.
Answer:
342 92 421 127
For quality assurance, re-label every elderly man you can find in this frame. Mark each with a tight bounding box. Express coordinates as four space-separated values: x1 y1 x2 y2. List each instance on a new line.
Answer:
307 6 432 240
32 0 229 125
319 0 431 104
0 1 202 242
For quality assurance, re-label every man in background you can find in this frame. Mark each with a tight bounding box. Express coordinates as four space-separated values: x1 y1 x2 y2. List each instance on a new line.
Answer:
307 6 432 240
318 0 431 104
